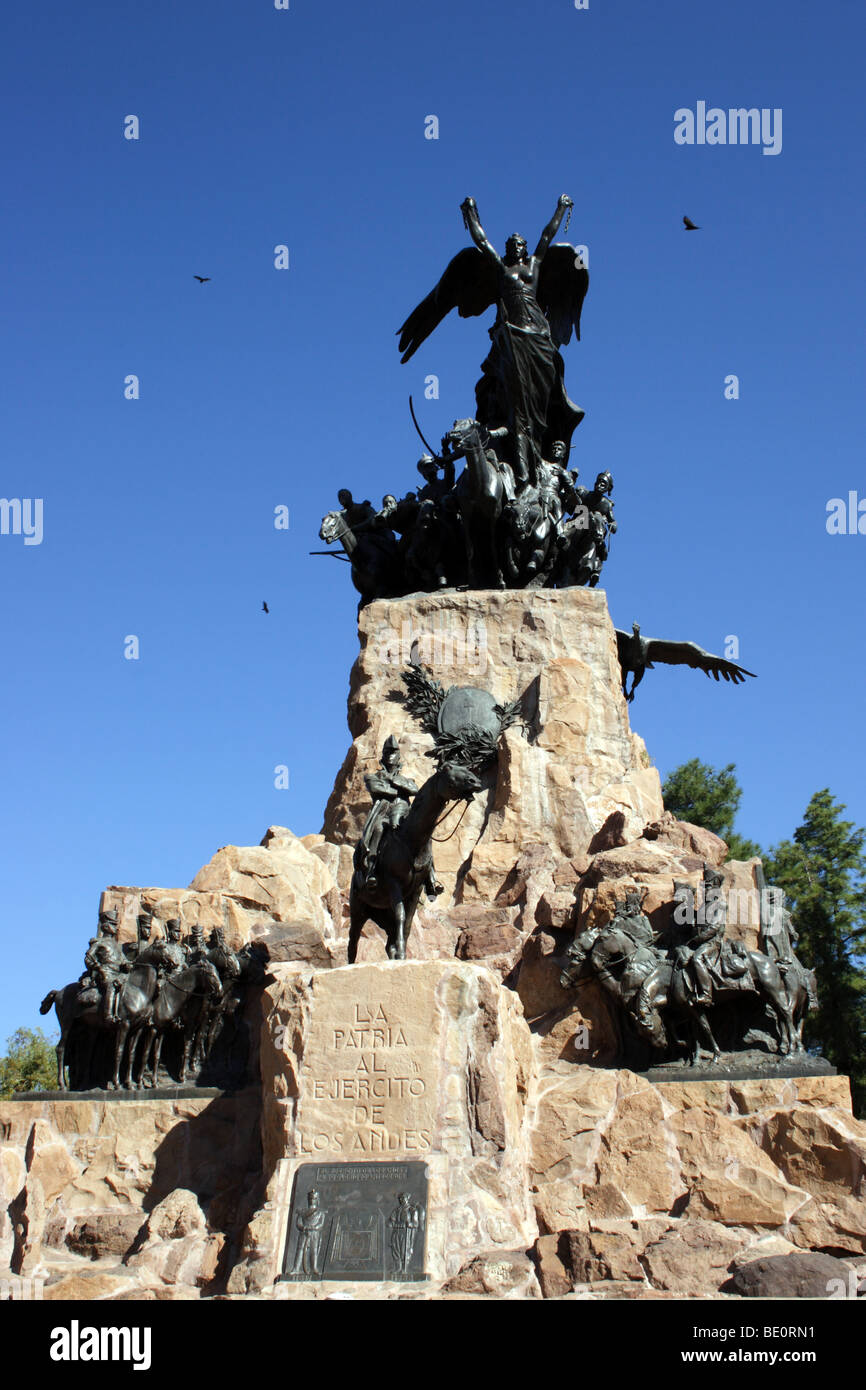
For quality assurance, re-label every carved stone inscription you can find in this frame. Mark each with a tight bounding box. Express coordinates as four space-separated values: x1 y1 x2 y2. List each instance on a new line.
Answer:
293 970 440 1158
281 1161 428 1282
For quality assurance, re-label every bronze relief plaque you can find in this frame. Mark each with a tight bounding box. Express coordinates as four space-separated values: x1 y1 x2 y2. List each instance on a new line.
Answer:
281 1161 428 1282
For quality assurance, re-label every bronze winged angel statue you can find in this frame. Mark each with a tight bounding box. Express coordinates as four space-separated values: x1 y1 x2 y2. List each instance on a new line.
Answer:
398 195 589 485
615 623 757 702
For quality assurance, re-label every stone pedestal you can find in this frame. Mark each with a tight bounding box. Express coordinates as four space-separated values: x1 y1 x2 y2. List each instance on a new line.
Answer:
234 960 537 1290
322 588 664 903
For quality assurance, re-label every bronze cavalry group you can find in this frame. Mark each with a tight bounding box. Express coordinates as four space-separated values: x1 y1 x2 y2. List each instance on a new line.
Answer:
41 910 263 1092
319 433 616 606
560 871 817 1068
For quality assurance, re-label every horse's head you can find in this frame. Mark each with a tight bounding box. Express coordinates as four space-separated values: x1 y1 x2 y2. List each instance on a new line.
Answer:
237 942 269 984
128 962 157 994
199 960 224 999
560 931 594 990
633 1005 668 1051
444 418 482 457
215 950 240 984
437 762 482 802
319 511 344 544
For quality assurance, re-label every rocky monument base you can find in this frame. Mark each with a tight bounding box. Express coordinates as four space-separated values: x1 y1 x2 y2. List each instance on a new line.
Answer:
3 969 863 1300
3 589 864 1299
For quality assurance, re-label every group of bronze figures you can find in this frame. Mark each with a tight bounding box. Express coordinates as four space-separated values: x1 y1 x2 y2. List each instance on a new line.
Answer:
319 448 616 606
318 195 618 604
287 1188 422 1281
347 662 519 963
349 713 819 1071
560 869 818 1068
40 910 264 1091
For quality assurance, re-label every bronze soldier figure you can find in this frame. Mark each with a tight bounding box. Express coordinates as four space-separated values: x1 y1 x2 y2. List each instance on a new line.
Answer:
359 737 442 898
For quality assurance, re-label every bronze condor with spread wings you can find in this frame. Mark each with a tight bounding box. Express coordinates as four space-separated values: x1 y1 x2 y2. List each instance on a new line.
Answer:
615 623 757 703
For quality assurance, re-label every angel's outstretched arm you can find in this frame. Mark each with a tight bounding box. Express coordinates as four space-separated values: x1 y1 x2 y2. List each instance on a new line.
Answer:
460 197 500 265
534 195 573 259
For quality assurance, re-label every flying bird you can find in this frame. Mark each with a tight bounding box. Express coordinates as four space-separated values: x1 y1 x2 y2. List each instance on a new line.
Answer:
262 601 269 614
615 623 756 702
682 216 700 231
193 275 211 283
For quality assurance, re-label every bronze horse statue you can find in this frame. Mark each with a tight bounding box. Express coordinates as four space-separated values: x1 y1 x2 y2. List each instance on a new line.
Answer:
131 960 228 1089
41 960 223 1091
446 419 514 589
319 509 400 608
348 760 481 962
561 923 806 1067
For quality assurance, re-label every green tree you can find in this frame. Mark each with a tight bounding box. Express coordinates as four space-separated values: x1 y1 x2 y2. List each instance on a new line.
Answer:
661 758 762 860
764 790 866 1115
0 1027 58 1098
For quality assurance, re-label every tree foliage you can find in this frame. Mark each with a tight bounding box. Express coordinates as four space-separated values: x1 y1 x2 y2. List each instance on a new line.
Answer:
764 790 866 1115
661 758 762 860
0 1027 57 1098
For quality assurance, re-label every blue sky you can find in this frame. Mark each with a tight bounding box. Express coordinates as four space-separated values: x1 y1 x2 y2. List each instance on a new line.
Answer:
2 0 865 1044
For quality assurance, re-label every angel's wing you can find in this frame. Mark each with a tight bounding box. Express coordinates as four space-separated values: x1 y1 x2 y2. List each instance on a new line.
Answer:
536 244 590 348
644 638 757 684
397 247 498 363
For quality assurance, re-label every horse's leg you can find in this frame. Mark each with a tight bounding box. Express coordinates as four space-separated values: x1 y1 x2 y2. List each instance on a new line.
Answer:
693 1008 720 1063
490 513 505 587
402 884 425 958
80 1028 96 1091
180 1022 193 1085
152 1026 167 1086
207 1004 225 1057
477 476 504 587
774 986 795 1055
687 1019 701 1067
778 989 795 1050
110 1021 127 1091
459 504 476 588
198 1009 219 1075
193 1009 209 1072
793 987 806 1051
758 963 794 1054
347 893 368 965
188 1005 210 1082
124 1024 139 1090
388 883 407 961
140 1027 155 1088
54 1003 69 1090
